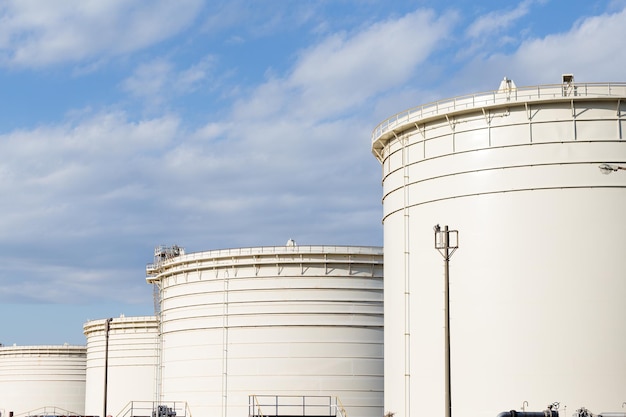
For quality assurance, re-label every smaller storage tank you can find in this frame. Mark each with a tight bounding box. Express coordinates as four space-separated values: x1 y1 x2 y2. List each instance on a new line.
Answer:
83 315 159 417
146 244 384 417
0 344 86 416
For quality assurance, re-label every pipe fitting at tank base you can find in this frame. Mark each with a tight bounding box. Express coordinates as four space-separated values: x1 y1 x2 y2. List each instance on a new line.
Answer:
497 402 561 417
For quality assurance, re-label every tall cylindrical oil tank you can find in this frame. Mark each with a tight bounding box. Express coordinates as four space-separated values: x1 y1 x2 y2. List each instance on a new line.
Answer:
83 315 159 417
146 244 384 417
371 79 626 417
0 345 86 416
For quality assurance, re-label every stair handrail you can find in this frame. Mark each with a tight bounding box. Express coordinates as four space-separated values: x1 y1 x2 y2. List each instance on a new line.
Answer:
14 406 82 417
251 395 265 417
334 397 347 417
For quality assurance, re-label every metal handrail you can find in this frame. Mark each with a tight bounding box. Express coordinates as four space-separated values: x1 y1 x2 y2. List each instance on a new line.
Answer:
253 395 265 417
333 397 347 417
371 82 626 145
147 245 383 275
15 406 82 417
116 401 189 417
249 395 341 417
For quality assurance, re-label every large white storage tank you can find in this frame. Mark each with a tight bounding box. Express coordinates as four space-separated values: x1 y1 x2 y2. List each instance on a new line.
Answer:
146 244 384 417
372 78 626 417
83 315 159 417
0 345 86 416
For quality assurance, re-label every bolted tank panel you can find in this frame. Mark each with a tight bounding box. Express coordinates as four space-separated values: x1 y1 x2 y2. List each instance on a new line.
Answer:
147 245 384 417
0 345 86 416
372 81 626 417
83 315 159 417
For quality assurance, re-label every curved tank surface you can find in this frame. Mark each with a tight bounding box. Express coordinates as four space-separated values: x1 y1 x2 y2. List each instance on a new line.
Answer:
372 78 626 417
0 345 86 416
146 244 384 417
83 315 159 417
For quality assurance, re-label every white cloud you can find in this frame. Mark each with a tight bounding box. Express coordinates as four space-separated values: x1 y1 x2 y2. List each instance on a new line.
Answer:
469 6 626 87
232 9 456 122
121 59 173 102
466 0 533 39
456 0 540 62
0 0 203 67
121 55 216 107
0 111 187 302
288 9 455 117
607 0 626 12
0 258 148 304
177 56 216 93
201 0 314 38
0 112 180 234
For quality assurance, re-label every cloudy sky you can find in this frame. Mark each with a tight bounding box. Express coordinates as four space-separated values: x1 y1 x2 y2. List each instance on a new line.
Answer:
1 0 625 345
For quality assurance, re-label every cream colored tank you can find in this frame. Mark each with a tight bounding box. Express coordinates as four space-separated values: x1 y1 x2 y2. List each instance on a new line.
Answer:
0 345 86 415
147 244 384 417
372 79 626 417
83 315 159 417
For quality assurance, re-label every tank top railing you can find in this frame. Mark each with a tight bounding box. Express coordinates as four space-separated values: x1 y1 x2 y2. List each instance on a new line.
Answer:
147 245 383 275
372 82 626 144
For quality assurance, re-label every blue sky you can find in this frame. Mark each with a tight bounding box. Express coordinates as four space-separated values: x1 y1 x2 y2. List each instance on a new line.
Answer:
1 0 625 345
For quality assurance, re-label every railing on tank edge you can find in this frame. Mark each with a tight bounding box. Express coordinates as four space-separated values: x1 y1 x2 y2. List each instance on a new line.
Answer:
146 245 384 273
0 345 86 355
249 395 344 417
371 82 626 144
115 401 190 417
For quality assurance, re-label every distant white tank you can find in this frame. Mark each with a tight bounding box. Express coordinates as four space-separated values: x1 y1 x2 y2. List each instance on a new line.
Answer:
0 345 86 416
146 244 384 417
372 78 626 417
83 315 159 417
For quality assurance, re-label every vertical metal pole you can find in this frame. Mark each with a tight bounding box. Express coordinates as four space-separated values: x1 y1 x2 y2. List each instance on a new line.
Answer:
443 226 451 417
104 318 112 417
435 224 457 417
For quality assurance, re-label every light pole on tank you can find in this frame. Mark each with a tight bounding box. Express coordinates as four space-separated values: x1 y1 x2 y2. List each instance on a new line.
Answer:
103 317 113 417
434 224 459 417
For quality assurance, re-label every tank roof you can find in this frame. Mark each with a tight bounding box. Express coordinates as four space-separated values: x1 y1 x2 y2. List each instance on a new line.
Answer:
371 81 626 160
0 344 86 355
146 244 383 282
